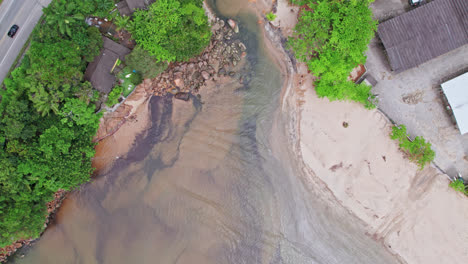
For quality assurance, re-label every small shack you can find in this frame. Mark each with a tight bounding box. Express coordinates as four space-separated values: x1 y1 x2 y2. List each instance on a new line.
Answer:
117 0 154 15
441 72 468 134
378 0 468 73
84 37 131 94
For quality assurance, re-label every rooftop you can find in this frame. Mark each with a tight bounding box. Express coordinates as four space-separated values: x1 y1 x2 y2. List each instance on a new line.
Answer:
117 0 154 15
441 72 468 134
84 37 131 94
378 0 468 73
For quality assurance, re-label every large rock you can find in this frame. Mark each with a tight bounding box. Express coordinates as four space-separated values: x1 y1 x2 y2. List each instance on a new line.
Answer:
174 78 184 88
175 92 190 101
201 71 210 80
228 19 239 33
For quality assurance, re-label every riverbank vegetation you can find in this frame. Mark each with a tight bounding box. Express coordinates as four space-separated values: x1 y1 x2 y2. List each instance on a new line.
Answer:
121 0 211 62
288 0 377 108
390 125 435 169
125 46 168 79
449 178 468 195
0 0 115 248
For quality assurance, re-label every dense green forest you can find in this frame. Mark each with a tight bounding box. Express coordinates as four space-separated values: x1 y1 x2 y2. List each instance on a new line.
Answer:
288 0 377 108
0 0 210 248
0 0 114 247
117 0 211 62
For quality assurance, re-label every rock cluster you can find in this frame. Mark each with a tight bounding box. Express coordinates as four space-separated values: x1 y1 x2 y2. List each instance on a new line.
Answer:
147 18 247 98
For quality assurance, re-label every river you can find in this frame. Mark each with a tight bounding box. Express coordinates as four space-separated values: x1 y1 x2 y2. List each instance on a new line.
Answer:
14 1 399 263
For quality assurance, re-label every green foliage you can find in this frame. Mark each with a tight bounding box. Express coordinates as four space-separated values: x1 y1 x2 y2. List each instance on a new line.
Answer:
114 15 132 31
0 0 108 247
449 179 468 195
390 125 435 169
43 0 85 37
125 46 168 79
92 0 115 18
0 81 101 246
106 86 122 107
390 123 408 142
288 0 377 108
130 70 142 82
116 67 140 97
266 12 277 21
130 0 211 62
84 27 104 62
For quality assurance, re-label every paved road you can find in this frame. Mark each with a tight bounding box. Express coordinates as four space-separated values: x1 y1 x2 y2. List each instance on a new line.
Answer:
0 0 52 85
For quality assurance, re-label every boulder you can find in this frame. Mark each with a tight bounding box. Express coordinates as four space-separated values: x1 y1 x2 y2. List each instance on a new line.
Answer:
191 71 201 80
218 68 226 76
175 92 190 101
169 87 179 95
228 19 239 33
201 71 210 80
239 42 247 51
174 78 184 87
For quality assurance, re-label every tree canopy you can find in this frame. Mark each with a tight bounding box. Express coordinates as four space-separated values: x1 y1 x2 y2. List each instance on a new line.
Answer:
129 0 211 62
288 0 377 108
0 0 112 248
125 46 168 79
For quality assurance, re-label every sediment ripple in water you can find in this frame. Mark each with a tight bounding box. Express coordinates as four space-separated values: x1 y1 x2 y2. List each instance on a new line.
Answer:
13 2 399 263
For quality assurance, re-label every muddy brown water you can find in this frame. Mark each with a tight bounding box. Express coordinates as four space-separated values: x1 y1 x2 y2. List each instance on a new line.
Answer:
14 1 399 263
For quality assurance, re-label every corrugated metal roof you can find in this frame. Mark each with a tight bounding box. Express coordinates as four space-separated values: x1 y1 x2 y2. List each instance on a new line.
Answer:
378 0 468 73
441 72 468 134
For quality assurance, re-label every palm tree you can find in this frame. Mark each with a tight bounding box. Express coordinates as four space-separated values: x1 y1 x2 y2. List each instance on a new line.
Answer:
44 0 84 37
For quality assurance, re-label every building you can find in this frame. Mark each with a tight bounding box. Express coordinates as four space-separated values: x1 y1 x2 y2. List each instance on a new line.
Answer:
378 0 468 73
84 37 131 94
441 72 468 134
116 0 154 16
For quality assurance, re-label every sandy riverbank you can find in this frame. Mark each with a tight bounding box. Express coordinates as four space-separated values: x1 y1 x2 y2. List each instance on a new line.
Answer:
266 0 468 263
92 82 153 173
292 68 468 263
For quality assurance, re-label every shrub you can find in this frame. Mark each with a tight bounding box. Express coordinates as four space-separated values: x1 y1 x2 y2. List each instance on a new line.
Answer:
449 179 467 195
129 71 142 86
106 86 122 107
288 0 377 108
125 46 168 79
130 0 211 62
266 12 277 21
390 125 435 169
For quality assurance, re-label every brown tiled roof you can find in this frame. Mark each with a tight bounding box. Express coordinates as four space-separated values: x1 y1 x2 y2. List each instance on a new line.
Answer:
378 0 468 73
84 37 131 94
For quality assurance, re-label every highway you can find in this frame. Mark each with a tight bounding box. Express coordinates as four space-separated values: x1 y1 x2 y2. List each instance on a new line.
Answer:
0 0 52 85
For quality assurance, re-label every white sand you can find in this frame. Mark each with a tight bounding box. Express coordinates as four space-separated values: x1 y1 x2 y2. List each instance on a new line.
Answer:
293 63 468 263
266 0 468 263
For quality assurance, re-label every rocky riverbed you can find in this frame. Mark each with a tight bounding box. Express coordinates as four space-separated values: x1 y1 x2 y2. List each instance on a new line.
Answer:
147 18 247 98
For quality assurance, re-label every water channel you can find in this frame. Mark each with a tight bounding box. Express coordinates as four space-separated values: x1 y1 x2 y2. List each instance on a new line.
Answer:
14 1 398 263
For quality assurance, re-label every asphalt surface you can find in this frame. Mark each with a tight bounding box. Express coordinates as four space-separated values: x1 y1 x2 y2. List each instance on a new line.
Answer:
0 0 52 85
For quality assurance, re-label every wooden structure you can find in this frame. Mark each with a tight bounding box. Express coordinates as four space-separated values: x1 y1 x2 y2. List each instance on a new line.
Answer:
84 37 131 94
378 0 468 73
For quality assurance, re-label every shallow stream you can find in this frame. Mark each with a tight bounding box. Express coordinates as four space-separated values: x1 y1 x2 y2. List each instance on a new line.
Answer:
14 1 398 263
